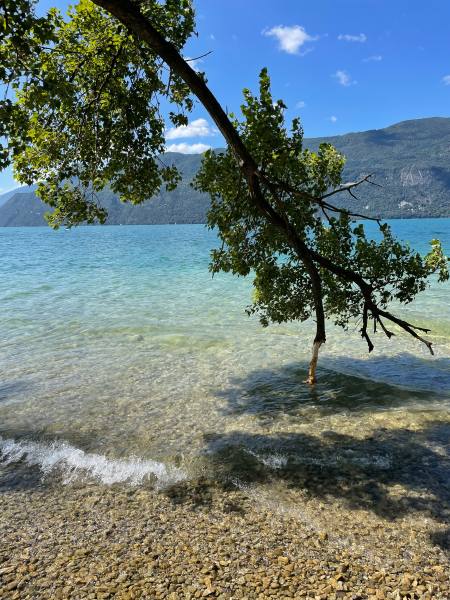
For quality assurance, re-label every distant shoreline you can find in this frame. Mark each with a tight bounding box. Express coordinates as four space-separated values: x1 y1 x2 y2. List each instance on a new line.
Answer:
1 214 449 228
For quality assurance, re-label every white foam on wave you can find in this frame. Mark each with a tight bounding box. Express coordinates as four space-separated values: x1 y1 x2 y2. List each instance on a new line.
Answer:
0 436 186 488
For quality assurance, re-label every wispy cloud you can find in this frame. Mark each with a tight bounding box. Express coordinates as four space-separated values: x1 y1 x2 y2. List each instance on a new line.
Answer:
165 143 211 154
442 75 450 86
363 55 383 62
263 25 318 55
165 118 217 140
333 70 356 86
338 33 367 43
184 56 203 72
329 115 338 123
296 100 306 109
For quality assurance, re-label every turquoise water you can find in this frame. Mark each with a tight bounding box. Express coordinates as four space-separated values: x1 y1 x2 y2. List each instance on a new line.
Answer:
0 220 449 488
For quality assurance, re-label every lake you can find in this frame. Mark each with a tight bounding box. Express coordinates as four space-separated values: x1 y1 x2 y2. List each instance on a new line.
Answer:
0 219 449 490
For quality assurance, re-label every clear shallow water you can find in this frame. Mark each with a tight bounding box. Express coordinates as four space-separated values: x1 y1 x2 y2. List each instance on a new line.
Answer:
0 220 449 490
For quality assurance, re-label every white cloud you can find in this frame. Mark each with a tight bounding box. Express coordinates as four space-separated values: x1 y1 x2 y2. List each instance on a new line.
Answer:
165 143 211 154
296 100 306 108
165 118 216 140
263 25 317 55
442 75 450 86
363 55 383 62
333 69 356 86
338 33 367 43
329 115 338 123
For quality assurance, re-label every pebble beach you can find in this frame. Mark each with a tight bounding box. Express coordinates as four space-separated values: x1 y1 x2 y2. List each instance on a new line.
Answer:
1 453 449 600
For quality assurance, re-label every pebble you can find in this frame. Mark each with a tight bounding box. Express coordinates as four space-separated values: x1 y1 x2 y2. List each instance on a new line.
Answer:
0 479 449 599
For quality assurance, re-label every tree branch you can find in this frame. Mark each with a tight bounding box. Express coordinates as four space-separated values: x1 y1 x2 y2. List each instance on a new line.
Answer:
258 170 383 224
320 174 381 200
91 0 434 357
361 302 374 352
368 302 434 355
376 316 395 339
185 50 212 62
83 39 125 110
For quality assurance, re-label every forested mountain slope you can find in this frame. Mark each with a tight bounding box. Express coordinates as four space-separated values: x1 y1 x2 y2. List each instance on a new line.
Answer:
0 117 449 226
306 117 450 218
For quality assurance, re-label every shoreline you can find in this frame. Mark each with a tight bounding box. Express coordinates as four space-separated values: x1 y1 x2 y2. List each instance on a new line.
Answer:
0 215 450 229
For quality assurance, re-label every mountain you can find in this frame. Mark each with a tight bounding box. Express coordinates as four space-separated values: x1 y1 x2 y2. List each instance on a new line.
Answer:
0 185 37 208
305 117 450 218
0 117 449 226
0 173 210 227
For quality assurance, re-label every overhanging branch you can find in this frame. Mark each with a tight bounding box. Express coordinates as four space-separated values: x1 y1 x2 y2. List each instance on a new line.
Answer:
91 0 434 356
321 174 381 200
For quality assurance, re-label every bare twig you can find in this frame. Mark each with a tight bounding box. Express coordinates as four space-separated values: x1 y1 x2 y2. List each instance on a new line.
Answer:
320 174 381 200
185 50 212 62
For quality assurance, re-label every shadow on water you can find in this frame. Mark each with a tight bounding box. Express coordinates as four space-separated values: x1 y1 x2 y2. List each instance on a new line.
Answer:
326 352 450 395
216 353 450 421
202 424 450 521
201 426 450 553
0 379 34 404
194 355 450 551
2 355 450 552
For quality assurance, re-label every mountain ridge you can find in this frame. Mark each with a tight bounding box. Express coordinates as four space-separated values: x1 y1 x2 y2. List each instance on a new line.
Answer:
1 116 449 226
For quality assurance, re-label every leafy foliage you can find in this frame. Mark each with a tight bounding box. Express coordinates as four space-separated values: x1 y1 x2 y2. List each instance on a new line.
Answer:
0 0 195 227
195 70 448 334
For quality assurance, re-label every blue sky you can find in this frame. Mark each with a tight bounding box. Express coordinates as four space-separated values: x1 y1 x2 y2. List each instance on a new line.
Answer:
1 0 450 192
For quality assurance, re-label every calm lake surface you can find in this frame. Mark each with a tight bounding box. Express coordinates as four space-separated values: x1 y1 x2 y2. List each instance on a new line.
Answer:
0 219 449 491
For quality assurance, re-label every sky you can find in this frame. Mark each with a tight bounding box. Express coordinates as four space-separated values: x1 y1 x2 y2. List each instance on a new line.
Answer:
1 0 450 192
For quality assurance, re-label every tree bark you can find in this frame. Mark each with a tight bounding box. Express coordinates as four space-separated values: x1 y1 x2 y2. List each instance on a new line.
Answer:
306 340 323 385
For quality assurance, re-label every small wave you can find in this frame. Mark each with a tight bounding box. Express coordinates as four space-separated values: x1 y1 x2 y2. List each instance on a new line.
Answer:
0 436 186 488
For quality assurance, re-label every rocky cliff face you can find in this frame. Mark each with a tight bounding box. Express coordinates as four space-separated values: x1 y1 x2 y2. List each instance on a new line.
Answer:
1 117 449 226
